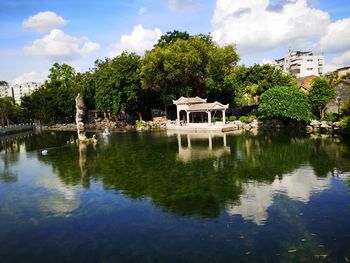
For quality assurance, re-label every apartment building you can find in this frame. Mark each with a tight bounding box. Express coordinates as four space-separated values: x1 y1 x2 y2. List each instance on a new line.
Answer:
0 82 13 98
274 50 324 78
12 82 43 104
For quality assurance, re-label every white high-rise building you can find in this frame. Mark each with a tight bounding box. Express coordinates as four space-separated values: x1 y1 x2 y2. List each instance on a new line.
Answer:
0 82 13 98
12 82 43 104
274 50 324 78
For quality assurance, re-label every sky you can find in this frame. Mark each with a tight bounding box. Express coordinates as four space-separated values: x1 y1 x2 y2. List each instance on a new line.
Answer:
1 0 350 84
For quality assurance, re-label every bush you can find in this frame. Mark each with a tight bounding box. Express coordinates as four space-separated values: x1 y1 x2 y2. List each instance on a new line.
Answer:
339 116 350 131
341 100 350 116
229 116 237 121
136 120 146 128
258 86 312 121
247 115 257 122
323 113 337 122
239 116 249 123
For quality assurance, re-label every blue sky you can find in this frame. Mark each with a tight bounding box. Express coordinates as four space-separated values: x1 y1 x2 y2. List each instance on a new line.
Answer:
1 0 350 84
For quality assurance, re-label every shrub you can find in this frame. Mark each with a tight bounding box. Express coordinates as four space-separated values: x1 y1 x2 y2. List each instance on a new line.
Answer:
341 100 350 116
229 116 237 121
323 113 337 122
239 116 249 123
339 116 350 131
247 115 257 122
136 120 146 128
258 86 312 121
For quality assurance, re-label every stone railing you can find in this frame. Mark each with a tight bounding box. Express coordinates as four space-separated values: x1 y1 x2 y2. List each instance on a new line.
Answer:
0 123 34 135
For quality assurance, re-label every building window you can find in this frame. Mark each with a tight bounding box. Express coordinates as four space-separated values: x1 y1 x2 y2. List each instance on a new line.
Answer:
307 68 313 71
307 59 313 62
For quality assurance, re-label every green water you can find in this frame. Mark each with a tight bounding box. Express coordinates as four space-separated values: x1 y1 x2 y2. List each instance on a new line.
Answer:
0 130 350 263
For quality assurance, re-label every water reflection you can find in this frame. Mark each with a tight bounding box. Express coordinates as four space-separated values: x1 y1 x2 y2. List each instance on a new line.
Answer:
226 167 331 225
167 131 231 162
0 131 350 262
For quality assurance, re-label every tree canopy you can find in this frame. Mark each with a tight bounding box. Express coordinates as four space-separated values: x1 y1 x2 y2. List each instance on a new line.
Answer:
258 86 312 122
308 77 336 118
141 35 239 110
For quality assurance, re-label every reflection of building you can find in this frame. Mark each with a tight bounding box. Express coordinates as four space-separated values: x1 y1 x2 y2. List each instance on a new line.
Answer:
274 50 324 78
168 131 231 163
226 167 331 225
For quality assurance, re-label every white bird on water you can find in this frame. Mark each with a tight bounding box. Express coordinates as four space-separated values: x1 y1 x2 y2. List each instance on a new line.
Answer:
41 149 48 155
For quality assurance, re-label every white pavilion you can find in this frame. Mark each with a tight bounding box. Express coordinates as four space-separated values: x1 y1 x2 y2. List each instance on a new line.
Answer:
172 96 229 128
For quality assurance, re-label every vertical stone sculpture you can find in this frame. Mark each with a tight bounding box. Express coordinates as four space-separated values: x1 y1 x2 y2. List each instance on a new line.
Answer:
75 94 86 141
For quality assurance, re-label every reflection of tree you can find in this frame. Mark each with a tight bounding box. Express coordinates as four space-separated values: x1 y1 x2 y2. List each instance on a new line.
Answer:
36 131 349 219
0 140 21 183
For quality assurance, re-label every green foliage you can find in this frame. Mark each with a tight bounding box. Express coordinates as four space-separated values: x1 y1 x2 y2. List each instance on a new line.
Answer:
339 116 350 131
228 116 237 121
21 63 77 124
239 116 249 123
341 100 350 116
323 113 337 122
258 86 312 121
227 64 296 107
141 36 239 109
136 120 146 128
94 52 142 115
0 97 19 126
156 30 190 47
308 77 336 119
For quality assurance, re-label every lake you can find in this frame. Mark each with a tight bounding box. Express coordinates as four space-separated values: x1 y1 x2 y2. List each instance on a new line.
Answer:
0 130 350 263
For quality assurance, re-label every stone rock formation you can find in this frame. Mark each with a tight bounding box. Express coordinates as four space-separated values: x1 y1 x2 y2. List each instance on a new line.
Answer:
75 94 86 140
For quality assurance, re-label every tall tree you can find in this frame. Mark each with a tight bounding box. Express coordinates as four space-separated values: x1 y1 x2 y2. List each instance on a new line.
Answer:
308 77 336 119
156 30 190 47
226 64 296 107
141 36 239 113
94 52 142 117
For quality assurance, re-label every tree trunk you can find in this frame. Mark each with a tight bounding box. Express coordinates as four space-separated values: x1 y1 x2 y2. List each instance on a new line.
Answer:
136 112 143 121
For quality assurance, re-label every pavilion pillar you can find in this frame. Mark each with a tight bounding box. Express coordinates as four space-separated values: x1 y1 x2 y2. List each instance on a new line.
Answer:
186 111 190 124
176 107 180 125
222 110 226 124
187 134 192 148
177 133 182 151
208 111 211 125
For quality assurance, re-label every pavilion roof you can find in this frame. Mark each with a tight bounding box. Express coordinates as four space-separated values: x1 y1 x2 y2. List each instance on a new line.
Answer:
173 96 207 105
187 101 229 111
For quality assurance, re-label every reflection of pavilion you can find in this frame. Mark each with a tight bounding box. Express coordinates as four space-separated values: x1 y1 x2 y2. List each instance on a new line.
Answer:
168 131 231 163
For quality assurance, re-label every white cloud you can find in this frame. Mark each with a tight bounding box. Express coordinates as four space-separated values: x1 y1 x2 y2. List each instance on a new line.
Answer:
212 0 330 55
316 18 350 54
22 11 67 33
13 71 48 85
331 51 350 66
167 0 197 11
226 167 331 225
261 58 272 65
138 7 147 15
24 29 100 61
109 24 161 57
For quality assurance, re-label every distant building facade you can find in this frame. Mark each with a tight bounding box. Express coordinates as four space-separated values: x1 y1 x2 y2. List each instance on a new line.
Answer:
326 80 350 114
0 82 13 98
274 50 324 78
12 82 43 104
